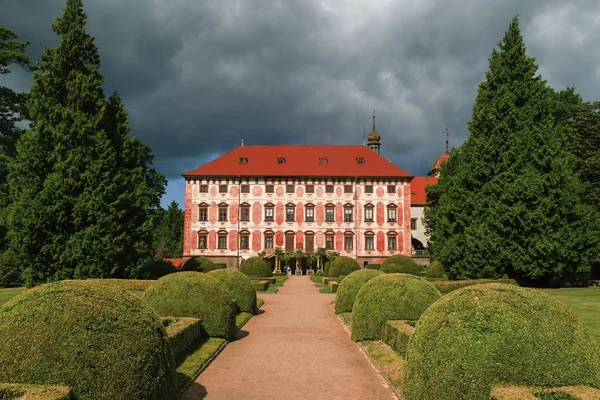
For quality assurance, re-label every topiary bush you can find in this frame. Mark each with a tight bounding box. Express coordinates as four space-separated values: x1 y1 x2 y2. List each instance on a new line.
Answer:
142 272 236 340
366 263 380 270
0 280 175 400
425 260 445 278
239 256 272 277
327 256 360 277
334 269 384 314
403 283 600 400
324 261 332 276
180 256 217 272
208 269 257 314
380 255 422 275
351 274 441 342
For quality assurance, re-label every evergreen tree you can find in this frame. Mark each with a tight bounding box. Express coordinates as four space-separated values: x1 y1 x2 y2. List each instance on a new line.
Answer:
153 201 184 260
424 17 600 287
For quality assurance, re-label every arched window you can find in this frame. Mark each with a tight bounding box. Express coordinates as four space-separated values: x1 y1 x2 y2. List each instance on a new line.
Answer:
325 230 335 250
344 231 354 250
198 230 208 249
264 230 274 249
387 231 397 251
217 230 227 249
239 230 250 250
364 203 374 223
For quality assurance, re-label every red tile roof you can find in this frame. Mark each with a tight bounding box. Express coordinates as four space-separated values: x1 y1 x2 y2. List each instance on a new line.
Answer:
182 145 413 178
164 258 183 269
430 152 450 174
411 176 438 205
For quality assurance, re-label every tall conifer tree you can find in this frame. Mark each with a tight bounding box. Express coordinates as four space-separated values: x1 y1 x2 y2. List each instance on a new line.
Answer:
425 17 600 286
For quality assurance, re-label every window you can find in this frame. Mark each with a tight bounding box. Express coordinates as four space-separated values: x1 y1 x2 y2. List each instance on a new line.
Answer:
388 185 396 194
364 205 374 222
219 184 227 193
199 185 208 193
265 233 274 249
325 233 335 250
365 185 373 194
264 205 274 222
198 204 208 222
266 184 274 194
241 185 250 194
218 204 228 221
388 235 397 250
365 234 375 250
325 205 335 222
286 184 295 194
198 232 207 249
344 235 353 250
285 233 294 253
286 204 295 222
277 157 286 164
218 232 227 249
319 157 328 164
305 233 314 253
387 205 397 222
240 204 250 222
325 185 334 193
305 205 315 222
344 206 353 222
240 232 249 249
411 218 417 230
356 157 365 164
306 184 314 193
344 185 352 193
239 157 248 164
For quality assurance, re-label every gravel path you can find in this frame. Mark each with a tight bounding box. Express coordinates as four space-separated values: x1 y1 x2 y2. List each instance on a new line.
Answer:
182 275 396 400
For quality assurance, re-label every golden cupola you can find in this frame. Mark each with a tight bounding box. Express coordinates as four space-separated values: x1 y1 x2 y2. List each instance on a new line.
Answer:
367 110 381 154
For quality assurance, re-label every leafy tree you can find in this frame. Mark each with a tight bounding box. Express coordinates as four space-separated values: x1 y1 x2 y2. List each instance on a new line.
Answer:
425 17 600 287
552 86 582 127
153 201 184 260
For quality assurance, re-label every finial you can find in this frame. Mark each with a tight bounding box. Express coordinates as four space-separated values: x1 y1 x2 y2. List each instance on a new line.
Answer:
445 127 449 154
372 110 376 130
241 139 244 146
363 139 366 146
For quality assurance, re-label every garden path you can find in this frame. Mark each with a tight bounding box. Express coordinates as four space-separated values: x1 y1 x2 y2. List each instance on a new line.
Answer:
182 275 396 400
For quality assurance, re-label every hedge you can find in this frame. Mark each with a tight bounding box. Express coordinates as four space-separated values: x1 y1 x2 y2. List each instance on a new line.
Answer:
403 283 600 400
208 269 257 314
432 279 516 294
255 277 276 284
252 280 269 291
324 261 332 276
491 385 600 400
334 269 384 314
327 256 360 277
181 256 218 273
239 257 272 277
425 260 445 278
142 272 236 340
163 317 203 362
0 280 175 400
88 278 155 291
382 320 415 357
328 281 339 293
380 255 422 275
351 274 441 342
0 383 73 400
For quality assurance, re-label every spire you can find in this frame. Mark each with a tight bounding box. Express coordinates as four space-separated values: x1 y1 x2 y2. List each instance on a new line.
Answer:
445 127 449 154
367 109 381 154
372 110 376 130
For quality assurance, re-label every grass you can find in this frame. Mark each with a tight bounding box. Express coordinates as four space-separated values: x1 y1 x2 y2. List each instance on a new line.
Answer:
319 287 333 294
256 275 287 293
0 288 25 304
174 337 226 393
127 289 145 297
363 341 405 392
338 312 352 329
235 312 253 327
541 287 600 343
256 298 265 309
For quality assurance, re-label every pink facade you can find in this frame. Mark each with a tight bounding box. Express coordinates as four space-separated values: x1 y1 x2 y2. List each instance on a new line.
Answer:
183 177 412 268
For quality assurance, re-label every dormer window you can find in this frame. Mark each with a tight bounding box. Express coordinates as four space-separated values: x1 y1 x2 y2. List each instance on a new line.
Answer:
239 157 248 164
319 157 328 164
356 157 365 164
277 157 286 164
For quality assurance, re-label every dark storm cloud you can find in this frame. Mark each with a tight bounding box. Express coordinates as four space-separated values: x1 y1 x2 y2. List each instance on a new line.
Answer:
2 0 600 205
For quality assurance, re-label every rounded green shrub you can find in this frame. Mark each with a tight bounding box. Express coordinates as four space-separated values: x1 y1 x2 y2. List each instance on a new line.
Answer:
366 264 380 270
142 272 236 340
328 256 360 277
403 283 600 400
324 261 332 276
425 260 445 278
239 256 272 277
208 269 257 314
381 255 422 275
0 280 175 400
335 269 384 314
351 274 441 342
181 256 217 272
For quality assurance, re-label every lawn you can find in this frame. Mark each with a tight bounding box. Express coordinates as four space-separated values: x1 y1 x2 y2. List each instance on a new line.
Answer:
0 288 25 304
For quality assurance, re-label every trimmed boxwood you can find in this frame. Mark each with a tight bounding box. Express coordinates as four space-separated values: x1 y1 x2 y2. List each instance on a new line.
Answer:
208 269 257 314
142 272 236 340
181 256 218 272
403 283 600 400
163 317 203 362
366 264 380 270
351 274 441 342
0 383 72 400
432 278 516 294
327 256 360 277
0 280 175 400
239 256 272 277
252 280 269 291
334 269 384 314
425 260 445 278
380 255 422 275
382 320 415 357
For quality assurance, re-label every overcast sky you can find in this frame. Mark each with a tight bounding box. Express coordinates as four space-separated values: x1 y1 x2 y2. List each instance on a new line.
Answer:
2 0 600 207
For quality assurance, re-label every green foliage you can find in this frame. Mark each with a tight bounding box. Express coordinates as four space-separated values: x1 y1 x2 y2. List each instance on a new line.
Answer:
351 274 441 342
365 264 380 270
424 17 600 287
432 278 516 294
208 269 257 314
88 278 155 291
163 317 203 362
239 256 272 277
324 261 332 276
181 256 216 273
0 280 175 400
403 284 600 400
534 391 577 400
136 259 176 280
153 201 184 259
142 271 236 340
381 255 422 276
382 320 415 357
0 383 72 400
425 260 445 278
251 280 269 291
327 256 360 277
334 269 383 314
